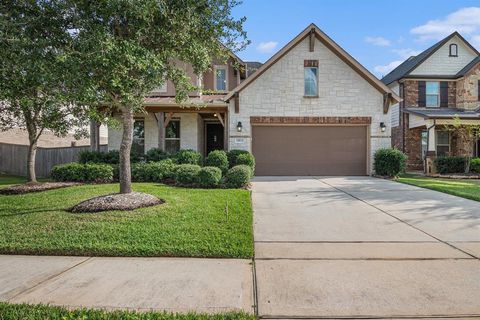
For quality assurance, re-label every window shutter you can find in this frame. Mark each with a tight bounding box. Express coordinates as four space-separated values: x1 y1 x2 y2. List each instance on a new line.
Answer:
440 81 448 107
418 81 426 107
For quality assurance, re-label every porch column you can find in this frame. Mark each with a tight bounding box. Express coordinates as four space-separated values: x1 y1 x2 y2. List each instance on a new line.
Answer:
156 112 165 150
425 123 436 175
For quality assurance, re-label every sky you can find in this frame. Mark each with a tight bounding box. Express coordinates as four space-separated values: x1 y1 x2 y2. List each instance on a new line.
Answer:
231 0 480 78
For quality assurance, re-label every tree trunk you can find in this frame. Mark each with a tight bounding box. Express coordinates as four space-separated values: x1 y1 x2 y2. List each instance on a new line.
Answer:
119 107 133 194
26 140 38 183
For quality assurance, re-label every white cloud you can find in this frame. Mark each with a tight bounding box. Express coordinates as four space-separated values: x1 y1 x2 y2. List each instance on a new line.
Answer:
256 41 278 54
365 36 391 47
374 60 403 76
392 48 422 59
411 7 480 42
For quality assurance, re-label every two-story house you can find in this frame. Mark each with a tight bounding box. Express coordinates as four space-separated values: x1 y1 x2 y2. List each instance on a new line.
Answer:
382 32 480 172
108 24 400 176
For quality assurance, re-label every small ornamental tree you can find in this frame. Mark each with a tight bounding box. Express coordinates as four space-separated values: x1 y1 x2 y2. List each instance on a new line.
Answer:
0 1 89 183
70 0 248 194
448 117 480 173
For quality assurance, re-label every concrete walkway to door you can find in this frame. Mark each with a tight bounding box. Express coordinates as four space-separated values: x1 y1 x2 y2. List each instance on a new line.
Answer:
252 176 480 319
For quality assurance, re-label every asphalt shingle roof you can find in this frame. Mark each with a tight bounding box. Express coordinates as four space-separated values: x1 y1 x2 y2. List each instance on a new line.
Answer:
405 107 480 119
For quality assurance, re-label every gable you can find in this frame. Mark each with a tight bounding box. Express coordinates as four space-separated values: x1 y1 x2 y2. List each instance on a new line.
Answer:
410 35 478 76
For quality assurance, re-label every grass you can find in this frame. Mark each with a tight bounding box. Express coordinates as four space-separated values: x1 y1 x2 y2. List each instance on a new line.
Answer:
398 173 480 202
0 303 255 320
0 174 49 188
0 176 253 258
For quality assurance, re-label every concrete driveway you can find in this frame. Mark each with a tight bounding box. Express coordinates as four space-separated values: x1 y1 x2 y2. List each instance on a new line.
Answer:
252 176 480 319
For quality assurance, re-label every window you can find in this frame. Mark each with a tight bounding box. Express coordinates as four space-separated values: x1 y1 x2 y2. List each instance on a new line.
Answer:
426 81 440 108
214 66 227 91
436 131 450 157
165 119 180 154
449 44 458 57
132 119 145 155
421 131 428 158
304 67 318 97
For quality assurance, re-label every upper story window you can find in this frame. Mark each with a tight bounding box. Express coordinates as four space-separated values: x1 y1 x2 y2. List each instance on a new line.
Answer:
449 44 458 57
214 65 227 91
304 60 319 97
426 81 440 108
132 119 145 155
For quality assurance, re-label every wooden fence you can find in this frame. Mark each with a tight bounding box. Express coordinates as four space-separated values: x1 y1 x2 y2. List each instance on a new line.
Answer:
0 143 107 178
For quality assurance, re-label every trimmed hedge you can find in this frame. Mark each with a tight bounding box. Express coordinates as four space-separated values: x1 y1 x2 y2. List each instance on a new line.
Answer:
226 165 251 188
175 149 202 165
174 164 201 185
435 156 467 174
470 158 480 173
51 163 113 183
198 166 222 188
145 148 170 162
227 149 249 168
205 150 229 173
373 148 407 177
78 150 143 164
131 159 176 182
236 153 255 173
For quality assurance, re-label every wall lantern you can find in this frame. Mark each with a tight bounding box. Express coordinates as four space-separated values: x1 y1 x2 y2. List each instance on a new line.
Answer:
380 122 386 132
236 121 243 132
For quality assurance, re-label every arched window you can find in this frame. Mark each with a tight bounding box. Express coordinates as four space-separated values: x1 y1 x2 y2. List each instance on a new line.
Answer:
449 44 458 57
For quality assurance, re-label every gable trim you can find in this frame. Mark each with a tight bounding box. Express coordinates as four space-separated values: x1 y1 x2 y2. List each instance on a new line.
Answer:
224 23 401 106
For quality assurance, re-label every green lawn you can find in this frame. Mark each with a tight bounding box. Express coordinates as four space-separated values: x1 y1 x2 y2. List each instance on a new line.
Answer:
0 303 255 320
0 178 253 258
0 174 31 187
398 174 480 202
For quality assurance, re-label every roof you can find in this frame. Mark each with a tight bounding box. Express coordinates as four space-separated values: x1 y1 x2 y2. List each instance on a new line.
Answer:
405 107 480 119
381 32 480 85
456 56 480 77
245 61 263 77
143 94 228 106
225 23 400 105
0 128 107 147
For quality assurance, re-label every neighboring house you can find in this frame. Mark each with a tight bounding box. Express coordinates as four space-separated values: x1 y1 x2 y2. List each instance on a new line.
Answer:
108 23 400 176
382 32 480 171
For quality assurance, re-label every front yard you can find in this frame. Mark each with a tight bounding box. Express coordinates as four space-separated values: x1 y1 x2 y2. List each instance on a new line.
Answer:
398 174 480 202
0 303 255 320
0 177 253 258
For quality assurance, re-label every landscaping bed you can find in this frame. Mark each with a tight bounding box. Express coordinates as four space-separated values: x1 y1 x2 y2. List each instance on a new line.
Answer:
0 302 255 320
398 173 480 202
0 182 253 258
0 182 81 195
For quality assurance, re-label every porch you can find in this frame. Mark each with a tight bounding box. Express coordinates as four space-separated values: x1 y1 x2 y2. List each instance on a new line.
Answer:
405 108 480 172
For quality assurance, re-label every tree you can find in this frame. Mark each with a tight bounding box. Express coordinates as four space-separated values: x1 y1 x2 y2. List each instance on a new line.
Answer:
70 0 248 193
449 116 480 173
0 0 89 183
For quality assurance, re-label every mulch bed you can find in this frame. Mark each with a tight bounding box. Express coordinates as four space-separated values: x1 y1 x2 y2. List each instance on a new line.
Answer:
0 182 82 195
69 192 164 213
429 173 480 179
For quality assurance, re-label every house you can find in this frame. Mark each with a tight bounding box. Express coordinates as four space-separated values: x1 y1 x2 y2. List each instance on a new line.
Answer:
108 23 400 176
381 32 480 172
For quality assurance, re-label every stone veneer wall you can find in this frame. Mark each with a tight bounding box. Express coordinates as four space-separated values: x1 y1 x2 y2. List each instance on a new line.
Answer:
228 36 392 173
456 63 480 110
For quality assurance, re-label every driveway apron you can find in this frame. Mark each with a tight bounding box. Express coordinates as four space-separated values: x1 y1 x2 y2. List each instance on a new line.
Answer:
252 176 480 319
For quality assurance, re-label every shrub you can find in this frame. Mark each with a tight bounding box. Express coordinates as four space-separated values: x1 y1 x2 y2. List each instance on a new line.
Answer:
227 149 249 168
435 156 467 174
225 165 251 188
78 150 105 164
131 159 176 182
175 149 202 165
470 158 480 173
174 164 201 185
205 150 229 173
51 163 113 183
145 148 170 162
103 150 120 164
198 166 222 188
236 153 255 173
373 148 407 177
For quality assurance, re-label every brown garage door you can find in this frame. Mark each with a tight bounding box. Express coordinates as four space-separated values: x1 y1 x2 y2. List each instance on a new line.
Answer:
252 125 368 176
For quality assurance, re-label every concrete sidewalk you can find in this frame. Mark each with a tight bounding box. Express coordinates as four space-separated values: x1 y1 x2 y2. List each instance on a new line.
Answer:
0 255 254 313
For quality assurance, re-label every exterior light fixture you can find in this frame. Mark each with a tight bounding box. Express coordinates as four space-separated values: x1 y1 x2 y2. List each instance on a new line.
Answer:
380 122 386 132
236 121 243 132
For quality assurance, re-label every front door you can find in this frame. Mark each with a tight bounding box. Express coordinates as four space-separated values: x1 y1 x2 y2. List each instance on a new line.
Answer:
206 123 224 155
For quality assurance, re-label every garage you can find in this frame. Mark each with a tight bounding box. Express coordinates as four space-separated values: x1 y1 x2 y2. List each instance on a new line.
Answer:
252 125 368 176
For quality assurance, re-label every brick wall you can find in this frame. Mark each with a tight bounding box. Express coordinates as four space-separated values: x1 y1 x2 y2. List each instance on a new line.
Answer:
403 79 456 108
